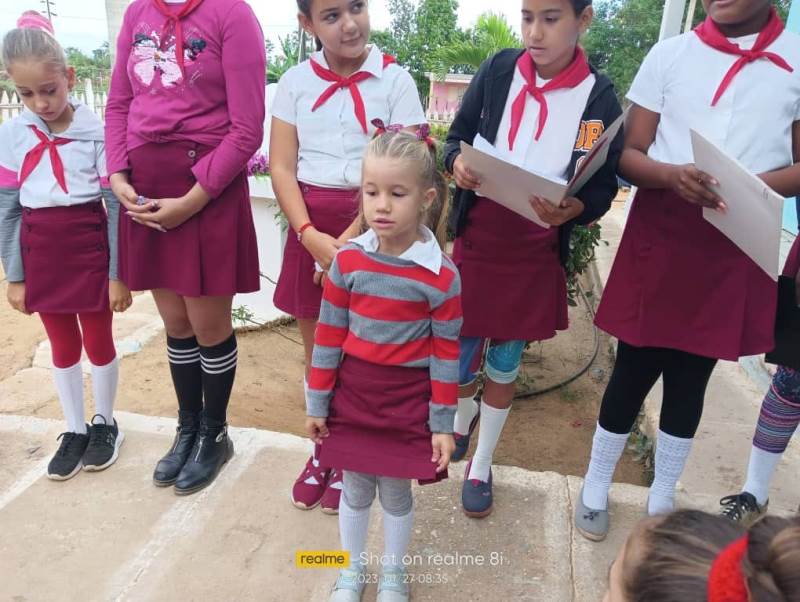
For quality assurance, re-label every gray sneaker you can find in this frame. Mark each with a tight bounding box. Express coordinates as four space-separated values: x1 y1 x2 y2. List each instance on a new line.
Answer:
377 566 409 602
575 486 609 542
329 567 365 602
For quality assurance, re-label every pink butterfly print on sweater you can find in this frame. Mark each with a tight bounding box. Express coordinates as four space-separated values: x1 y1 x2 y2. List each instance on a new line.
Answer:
131 32 206 88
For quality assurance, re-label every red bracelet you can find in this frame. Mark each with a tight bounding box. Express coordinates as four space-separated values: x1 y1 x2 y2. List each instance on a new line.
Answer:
297 221 314 242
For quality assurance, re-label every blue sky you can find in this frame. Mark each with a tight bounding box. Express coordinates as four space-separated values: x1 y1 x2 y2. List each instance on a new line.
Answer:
0 0 525 54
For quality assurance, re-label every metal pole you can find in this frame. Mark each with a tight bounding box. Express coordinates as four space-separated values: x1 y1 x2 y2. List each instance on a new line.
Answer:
683 0 698 33
659 0 688 40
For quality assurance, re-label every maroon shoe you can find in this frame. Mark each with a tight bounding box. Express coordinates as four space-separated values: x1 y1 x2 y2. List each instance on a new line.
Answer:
291 455 330 510
320 469 343 515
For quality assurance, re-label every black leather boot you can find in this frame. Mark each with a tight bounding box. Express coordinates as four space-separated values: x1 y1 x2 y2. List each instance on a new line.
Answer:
173 415 234 496
153 410 200 486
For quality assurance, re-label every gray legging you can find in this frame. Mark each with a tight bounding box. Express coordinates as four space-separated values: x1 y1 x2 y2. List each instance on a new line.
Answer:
343 470 413 516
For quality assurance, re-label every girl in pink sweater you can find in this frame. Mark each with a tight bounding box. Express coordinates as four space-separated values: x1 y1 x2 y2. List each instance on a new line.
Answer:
104 0 266 495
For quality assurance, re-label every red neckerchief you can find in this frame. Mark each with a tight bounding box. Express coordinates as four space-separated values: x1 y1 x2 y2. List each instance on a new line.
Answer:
508 47 592 150
694 6 793 106
19 126 72 193
707 535 749 602
310 53 397 134
152 0 205 78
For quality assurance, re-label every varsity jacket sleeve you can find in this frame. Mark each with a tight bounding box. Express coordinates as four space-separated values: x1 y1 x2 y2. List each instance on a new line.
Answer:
428 260 463 434
444 56 493 173
306 254 350 418
572 88 624 226
0 122 23 283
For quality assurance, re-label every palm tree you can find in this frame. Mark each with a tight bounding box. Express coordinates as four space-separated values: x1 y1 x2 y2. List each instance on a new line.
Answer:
432 12 521 78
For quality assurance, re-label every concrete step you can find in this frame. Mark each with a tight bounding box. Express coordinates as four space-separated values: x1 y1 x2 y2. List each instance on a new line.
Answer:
0 412 657 602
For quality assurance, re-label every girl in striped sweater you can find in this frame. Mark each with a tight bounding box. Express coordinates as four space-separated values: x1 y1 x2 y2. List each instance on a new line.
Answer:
305 127 461 602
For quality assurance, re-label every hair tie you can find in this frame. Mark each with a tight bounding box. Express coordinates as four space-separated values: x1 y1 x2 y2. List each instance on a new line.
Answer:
708 535 749 602
17 11 55 35
371 118 404 137
416 123 436 149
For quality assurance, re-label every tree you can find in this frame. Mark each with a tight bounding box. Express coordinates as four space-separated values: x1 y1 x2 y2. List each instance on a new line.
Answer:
414 0 461 72
267 32 314 84
433 12 521 77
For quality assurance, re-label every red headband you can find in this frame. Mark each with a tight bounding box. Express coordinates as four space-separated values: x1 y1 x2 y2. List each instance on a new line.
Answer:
17 11 55 35
708 536 749 602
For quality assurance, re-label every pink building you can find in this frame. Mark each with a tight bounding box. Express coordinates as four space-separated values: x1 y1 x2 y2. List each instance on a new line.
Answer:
426 73 473 124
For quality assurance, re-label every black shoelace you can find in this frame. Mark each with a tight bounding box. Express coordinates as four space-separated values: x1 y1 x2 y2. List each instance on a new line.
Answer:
55 432 84 456
89 423 113 447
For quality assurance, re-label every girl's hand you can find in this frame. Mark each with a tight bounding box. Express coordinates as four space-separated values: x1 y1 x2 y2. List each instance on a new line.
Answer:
305 417 329 445
530 196 585 226
431 433 455 473
313 270 327 288
6 282 28 314
109 172 158 214
668 164 726 212
109 279 132 313
452 154 481 191
128 196 201 232
302 229 343 271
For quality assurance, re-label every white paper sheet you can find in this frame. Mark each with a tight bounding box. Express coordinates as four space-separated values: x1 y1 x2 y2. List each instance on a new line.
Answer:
691 129 785 281
459 108 628 228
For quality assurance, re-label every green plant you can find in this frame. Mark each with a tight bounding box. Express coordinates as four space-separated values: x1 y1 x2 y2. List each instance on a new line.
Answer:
565 223 607 306
627 424 655 486
231 305 257 328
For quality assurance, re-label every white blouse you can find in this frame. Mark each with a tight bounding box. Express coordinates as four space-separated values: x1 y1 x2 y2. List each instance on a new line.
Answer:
490 63 595 182
0 103 108 208
628 29 800 174
271 45 427 189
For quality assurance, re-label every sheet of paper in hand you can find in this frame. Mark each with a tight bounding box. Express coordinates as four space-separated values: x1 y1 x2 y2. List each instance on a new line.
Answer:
459 108 627 228
691 129 785 281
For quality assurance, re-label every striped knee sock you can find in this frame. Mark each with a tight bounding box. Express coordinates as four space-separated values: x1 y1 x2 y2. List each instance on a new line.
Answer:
200 333 237 424
167 335 202 413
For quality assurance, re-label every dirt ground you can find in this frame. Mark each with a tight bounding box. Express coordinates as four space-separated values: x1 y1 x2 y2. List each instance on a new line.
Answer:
1 261 645 485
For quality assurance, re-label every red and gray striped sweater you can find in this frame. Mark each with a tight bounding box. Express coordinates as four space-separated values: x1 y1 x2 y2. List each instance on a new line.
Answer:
307 243 463 433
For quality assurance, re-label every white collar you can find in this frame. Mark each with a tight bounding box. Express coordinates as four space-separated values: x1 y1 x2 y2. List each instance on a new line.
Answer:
312 44 385 79
350 226 443 274
19 101 104 142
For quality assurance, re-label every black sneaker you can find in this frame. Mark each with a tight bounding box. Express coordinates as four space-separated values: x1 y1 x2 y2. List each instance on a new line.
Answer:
719 492 768 526
47 430 90 481
82 414 125 472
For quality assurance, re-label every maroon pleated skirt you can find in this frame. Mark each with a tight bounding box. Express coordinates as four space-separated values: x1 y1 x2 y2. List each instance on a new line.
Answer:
595 188 777 361
452 197 568 341
21 202 109 314
318 355 447 484
121 141 259 297
273 183 359 319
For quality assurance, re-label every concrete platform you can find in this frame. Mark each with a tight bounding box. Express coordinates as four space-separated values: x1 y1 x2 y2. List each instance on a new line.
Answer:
0 412 651 602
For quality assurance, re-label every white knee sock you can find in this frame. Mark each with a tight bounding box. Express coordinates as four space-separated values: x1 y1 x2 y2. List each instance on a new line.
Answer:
339 496 371 570
743 446 781 506
52 362 86 434
453 394 479 436
582 424 629 511
468 402 510 482
648 430 693 516
91 357 118 425
383 507 414 570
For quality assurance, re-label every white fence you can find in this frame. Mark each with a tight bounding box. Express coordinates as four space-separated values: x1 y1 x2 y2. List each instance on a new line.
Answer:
0 79 108 123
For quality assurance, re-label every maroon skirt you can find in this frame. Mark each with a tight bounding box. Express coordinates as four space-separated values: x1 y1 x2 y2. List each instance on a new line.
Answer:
452 197 568 341
273 183 359 320
595 188 776 361
318 355 447 484
21 202 109 314
121 141 259 297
